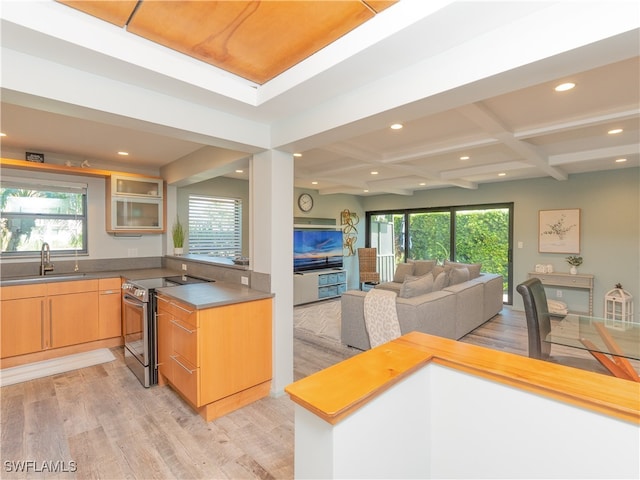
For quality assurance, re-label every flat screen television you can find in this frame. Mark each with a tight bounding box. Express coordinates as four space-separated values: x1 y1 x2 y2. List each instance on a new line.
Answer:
294 229 343 272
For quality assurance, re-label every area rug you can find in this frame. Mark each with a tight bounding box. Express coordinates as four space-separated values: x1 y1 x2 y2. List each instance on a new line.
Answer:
0 348 116 387
294 299 341 343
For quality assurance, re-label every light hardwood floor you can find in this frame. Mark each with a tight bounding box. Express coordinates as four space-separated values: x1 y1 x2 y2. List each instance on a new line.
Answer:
0 306 616 479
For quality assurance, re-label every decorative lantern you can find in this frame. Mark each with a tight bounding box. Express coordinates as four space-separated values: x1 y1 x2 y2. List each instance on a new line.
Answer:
604 287 634 330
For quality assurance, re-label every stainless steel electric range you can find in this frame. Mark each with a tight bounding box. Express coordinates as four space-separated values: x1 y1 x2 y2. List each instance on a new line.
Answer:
121 274 212 387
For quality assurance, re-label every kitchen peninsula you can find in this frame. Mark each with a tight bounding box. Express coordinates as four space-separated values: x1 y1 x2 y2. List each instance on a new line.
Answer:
156 282 273 422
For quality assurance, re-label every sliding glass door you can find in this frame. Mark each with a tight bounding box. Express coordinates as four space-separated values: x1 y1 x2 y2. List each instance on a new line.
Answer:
367 203 513 304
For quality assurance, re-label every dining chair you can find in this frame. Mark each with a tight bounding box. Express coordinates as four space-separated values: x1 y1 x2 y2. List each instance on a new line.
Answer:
516 278 609 374
358 248 380 290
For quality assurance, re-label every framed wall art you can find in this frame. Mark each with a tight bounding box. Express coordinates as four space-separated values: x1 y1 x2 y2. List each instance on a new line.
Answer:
538 208 580 254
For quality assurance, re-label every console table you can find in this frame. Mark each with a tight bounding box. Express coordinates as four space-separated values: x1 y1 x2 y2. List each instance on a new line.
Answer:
527 272 594 316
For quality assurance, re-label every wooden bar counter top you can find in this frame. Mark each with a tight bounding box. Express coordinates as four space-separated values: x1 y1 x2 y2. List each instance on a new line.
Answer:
286 332 640 425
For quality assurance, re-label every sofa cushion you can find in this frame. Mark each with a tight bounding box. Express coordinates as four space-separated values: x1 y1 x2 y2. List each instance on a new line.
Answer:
433 271 449 291
399 274 434 298
444 260 482 279
449 266 470 286
393 262 415 283
409 259 436 276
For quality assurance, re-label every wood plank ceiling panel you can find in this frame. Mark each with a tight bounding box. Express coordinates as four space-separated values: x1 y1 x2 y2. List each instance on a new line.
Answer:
56 1 399 84
56 0 139 27
127 1 373 84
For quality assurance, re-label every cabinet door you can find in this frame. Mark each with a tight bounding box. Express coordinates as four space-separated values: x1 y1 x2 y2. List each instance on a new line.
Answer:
156 294 173 382
200 299 272 405
111 175 163 197
50 292 99 348
98 278 122 339
1 298 45 358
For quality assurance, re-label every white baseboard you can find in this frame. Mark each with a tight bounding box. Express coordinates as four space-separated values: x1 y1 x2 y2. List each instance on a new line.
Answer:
0 348 116 387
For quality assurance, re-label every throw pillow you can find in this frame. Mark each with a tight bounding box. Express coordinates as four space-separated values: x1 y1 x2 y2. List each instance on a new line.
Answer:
449 267 470 286
393 263 415 283
433 271 449 291
399 274 434 298
444 260 482 279
431 264 444 278
410 259 436 276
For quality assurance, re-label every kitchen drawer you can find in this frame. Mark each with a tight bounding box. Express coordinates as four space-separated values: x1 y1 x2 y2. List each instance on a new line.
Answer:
0 284 46 300
171 318 197 365
99 277 122 290
172 300 197 328
47 279 99 295
170 355 199 405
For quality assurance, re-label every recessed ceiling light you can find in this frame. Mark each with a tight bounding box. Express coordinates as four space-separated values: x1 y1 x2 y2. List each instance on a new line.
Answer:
312 181 318 185
364 189 369 193
419 182 426 186
555 82 575 92
371 171 378 175
608 128 623 135
615 158 627 163
235 169 243 173
0 133 6 137
293 153 302 157
498 172 506 177
390 123 403 130
460 156 470 160
118 151 129 156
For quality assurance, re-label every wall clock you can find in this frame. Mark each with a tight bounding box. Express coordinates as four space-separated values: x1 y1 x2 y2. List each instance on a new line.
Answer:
298 193 314 212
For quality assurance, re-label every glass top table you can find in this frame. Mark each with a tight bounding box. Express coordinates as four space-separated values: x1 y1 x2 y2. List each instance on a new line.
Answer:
546 314 640 381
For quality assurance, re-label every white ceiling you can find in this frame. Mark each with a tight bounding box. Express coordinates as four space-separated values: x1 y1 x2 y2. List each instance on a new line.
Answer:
1 1 638 194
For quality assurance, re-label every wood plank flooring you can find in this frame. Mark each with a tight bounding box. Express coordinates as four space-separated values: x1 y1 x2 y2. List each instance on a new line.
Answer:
0 306 627 479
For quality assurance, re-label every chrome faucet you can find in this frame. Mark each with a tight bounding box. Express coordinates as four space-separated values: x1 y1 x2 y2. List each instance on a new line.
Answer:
40 242 54 276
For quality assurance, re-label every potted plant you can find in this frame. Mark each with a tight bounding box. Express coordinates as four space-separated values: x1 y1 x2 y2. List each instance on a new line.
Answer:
565 255 582 275
172 217 185 255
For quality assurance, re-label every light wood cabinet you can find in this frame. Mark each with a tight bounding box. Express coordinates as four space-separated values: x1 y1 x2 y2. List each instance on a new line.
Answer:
48 280 99 348
98 277 122 339
106 174 166 233
1 284 46 357
0 279 106 360
157 295 272 421
156 293 174 384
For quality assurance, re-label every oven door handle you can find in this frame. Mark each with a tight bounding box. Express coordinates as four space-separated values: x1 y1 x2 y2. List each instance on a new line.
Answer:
123 295 145 307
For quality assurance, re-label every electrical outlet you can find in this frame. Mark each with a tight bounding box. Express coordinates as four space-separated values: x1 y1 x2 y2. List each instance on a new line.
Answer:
182 264 187 271
556 290 563 298
241 276 249 285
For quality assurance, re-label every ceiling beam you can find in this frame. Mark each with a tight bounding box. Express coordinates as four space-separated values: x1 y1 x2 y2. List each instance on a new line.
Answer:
457 102 568 181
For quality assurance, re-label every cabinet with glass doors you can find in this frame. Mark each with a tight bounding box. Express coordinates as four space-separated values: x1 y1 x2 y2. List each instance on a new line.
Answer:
106 174 166 233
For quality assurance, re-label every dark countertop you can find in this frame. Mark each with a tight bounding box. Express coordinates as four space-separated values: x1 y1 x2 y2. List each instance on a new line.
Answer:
156 282 273 309
1 268 272 309
0 268 182 287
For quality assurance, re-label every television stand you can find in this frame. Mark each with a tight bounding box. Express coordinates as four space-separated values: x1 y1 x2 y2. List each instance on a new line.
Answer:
294 269 347 306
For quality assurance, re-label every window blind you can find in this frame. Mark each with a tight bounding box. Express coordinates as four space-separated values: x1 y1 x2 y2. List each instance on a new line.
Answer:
188 194 242 257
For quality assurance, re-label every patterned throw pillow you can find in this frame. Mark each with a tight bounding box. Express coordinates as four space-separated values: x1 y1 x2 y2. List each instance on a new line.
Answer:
393 262 415 283
399 274 434 298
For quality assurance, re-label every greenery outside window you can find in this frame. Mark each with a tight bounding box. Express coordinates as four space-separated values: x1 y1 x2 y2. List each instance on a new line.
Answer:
188 194 242 257
0 177 88 256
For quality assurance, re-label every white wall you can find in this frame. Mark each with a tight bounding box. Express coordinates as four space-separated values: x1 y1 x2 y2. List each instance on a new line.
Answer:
293 362 640 479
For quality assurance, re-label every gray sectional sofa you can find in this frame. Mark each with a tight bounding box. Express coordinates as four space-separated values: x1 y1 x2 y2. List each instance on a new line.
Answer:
341 260 504 350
